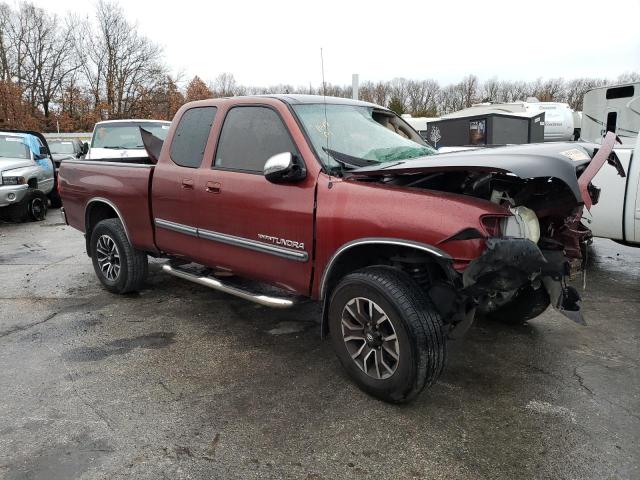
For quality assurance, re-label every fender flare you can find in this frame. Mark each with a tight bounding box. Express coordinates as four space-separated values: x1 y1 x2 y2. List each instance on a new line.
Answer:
318 237 453 338
319 237 452 300
84 197 132 244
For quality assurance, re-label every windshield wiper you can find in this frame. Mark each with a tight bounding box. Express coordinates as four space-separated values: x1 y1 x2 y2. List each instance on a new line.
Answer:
101 145 144 149
322 148 379 169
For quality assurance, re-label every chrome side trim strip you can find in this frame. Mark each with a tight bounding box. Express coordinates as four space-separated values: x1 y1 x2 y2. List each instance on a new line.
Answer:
319 238 452 299
86 197 132 243
153 218 308 262
154 218 197 237
198 228 308 262
162 265 294 308
64 159 153 169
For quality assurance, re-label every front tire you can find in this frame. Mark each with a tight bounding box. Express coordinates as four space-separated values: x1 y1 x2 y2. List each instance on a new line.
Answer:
90 218 148 294
0 189 47 222
329 266 446 403
26 190 47 221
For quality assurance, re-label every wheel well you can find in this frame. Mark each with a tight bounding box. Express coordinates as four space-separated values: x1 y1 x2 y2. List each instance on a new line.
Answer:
84 202 118 256
27 178 37 189
319 243 450 337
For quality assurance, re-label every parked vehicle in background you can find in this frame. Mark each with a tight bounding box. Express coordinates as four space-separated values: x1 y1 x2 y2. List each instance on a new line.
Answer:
0 131 54 221
47 138 89 208
49 138 87 162
583 132 640 246
86 119 171 160
59 95 621 403
581 82 639 146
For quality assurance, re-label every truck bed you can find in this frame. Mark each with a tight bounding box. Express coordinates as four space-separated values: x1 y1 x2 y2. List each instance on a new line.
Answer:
58 159 157 253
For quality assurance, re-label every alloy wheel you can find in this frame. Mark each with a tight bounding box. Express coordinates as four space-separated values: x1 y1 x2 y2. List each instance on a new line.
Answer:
341 297 400 379
96 234 121 281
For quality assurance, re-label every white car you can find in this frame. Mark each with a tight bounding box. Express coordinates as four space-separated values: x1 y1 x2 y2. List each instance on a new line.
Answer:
0 131 54 221
86 119 171 160
583 132 640 246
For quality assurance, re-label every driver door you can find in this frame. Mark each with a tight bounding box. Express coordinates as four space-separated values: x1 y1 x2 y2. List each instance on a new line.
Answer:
194 104 316 295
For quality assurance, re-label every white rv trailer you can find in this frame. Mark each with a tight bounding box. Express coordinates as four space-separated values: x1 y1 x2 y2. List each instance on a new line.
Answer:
581 82 639 146
441 100 576 142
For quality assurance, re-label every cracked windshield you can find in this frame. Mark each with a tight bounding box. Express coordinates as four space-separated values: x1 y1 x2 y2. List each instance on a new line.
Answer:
293 104 437 169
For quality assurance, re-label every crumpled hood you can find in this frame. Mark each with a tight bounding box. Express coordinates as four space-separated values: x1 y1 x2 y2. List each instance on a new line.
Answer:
0 158 34 175
350 141 609 203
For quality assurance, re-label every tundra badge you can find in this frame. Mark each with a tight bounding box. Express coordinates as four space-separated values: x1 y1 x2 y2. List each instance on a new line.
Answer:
258 234 305 250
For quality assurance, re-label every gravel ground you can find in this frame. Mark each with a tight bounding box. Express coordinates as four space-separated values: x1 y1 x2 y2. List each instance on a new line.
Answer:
0 211 638 480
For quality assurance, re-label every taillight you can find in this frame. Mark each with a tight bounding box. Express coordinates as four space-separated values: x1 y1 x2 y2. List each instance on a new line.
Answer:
480 215 504 237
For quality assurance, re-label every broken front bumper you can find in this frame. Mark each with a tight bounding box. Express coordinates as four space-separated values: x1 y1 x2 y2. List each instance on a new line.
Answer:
462 238 584 324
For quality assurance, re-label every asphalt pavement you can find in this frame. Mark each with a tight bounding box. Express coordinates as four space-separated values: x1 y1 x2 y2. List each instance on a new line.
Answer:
0 212 638 479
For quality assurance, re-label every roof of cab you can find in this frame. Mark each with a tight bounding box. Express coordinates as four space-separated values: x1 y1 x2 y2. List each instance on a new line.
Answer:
0 131 27 137
261 94 384 109
94 119 172 125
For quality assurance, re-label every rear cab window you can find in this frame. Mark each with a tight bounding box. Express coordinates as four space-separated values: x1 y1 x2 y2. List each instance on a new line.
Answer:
170 107 217 168
49 141 75 154
214 106 297 173
91 121 171 150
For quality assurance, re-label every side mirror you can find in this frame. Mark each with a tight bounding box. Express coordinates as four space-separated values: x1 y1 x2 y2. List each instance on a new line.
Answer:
263 152 306 183
39 145 50 155
80 142 89 155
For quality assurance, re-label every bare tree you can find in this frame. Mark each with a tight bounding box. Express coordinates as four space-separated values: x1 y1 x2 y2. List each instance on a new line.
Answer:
0 3 12 81
459 74 479 108
15 4 80 117
77 0 166 118
565 77 607 110
211 72 238 97
538 77 566 102
403 79 439 116
480 77 500 102
617 72 640 83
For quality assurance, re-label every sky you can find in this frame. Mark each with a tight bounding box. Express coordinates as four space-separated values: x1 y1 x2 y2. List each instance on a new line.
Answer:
29 0 640 88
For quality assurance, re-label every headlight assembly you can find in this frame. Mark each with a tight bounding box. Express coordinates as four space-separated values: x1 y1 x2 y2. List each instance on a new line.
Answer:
1 176 26 185
502 206 540 243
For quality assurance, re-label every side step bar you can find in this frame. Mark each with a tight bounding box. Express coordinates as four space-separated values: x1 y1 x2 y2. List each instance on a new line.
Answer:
162 264 294 309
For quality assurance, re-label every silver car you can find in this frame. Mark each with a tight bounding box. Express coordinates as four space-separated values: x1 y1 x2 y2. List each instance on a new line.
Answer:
0 131 54 221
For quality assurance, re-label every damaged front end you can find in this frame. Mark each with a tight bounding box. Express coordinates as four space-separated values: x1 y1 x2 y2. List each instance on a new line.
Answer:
350 132 624 334
463 237 583 325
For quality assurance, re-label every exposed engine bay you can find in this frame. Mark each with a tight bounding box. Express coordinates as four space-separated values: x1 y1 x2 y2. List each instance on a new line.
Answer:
346 132 624 332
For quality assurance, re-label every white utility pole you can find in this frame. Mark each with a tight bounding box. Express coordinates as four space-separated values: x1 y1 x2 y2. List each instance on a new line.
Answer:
352 74 359 101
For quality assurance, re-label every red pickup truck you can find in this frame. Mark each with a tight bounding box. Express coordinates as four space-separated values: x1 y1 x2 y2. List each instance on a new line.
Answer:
58 95 620 403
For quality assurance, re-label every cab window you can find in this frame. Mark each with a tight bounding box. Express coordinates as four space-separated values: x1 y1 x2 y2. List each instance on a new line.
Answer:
214 106 296 172
170 107 217 168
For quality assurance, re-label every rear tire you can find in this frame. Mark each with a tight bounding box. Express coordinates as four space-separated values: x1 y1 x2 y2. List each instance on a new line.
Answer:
90 218 148 294
328 266 446 403
485 285 550 325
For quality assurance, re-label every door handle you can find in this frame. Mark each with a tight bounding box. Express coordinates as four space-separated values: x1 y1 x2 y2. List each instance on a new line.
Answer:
181 178 194 189
206 181 221 193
